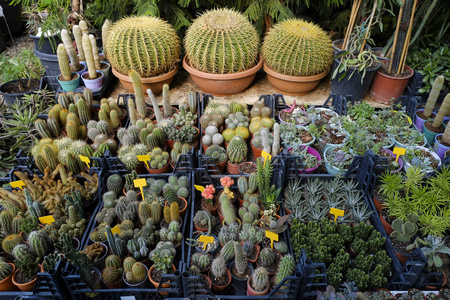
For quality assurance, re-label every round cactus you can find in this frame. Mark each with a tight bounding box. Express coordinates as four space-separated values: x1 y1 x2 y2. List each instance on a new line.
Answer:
259 248 276 267
262 19 332 76
104 16 180 77
102 266 121 283
184 8 259 74
227 135 247 163
251 267 269 292
2 234 24 255
107 174 124 194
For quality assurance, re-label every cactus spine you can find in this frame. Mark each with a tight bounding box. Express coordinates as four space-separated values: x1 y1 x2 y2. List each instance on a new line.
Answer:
82 34 97 79
234 241 247 275
275 255 295 285
251 267 269 292
162 84 172 117
57 44 72 81
227 135 247 163
28 231 48 260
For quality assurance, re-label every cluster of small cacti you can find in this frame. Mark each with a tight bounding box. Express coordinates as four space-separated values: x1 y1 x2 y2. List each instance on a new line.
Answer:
82 242 105 262
202 126 225 147
218 223 240 246
200 105 227 130
167 124 198 145
239 223 264 245
149 241 176 274
170 141 191 164
160 221 182 244
127 237 149 261
124 260 148 284
191 252 211 270
173 104 197 127
147 147 170 169
204 145 227 163
58 205 86 238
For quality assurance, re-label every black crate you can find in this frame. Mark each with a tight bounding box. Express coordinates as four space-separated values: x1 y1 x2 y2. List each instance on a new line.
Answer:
61 169 192 299
273 94 351 116
393 95 418 124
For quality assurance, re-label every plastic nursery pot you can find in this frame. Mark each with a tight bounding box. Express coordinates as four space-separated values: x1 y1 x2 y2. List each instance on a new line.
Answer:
227 161 243 175
57 72 80 92
0 263 16 291
422 119 447 146
145 161 172 174
240 241 260 264
101 275 124 289
380 148 404 174
323 146 350 176
71 62 87 76
208 267 232 293
0 79 40 106
294 145 321 174
164 197 188 217
229 261 254 295
426 271 447 290
183 55 262 96
123 264 149 288
12 267 38 291
247 275 270 296
99 61 111 78
330 58 381 101
394 134 427 149
278 109 309 126
415 109 436 132
148 264 176 292
201 196 220 216
369 63 414 105
30 33 62 54
81 71 104 90
379 208 393 235
403 146 441 176
84 268 102 298
435 134 450 159
263 63 329 96
112 65 178 95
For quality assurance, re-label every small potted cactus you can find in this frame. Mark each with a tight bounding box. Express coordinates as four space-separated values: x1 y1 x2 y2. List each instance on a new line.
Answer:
56 44 80 92
122 259 149 288
60 29 86 76
201 185 219 216
145 147 171 174
183 8 261 95
247 267 269 296
0 258 15 291
256 248 282 275
226 135 248 174
229 242 254 295
262 19 332 95
11 244 41 291
190 252 212 274
101 255 123 289
104 16 180 94
208 255 231 293
203 145 228 174
148 242 176 288
81 34 104 90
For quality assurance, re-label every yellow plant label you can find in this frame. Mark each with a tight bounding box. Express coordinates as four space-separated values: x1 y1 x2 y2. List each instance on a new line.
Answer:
393 147 406 163
265 231 279 249
111 225 121 235
10 180 25 190
39 215 55 224
133 178 147 201
198 235 214 250
194 185 205 192
330 207 345 222
137 155 151 169
261 150 272 165
79 155 90 169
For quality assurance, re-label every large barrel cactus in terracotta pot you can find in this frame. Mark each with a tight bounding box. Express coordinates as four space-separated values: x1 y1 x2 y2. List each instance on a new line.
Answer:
183 8 261 95
104 16 181 94
261 19 332 96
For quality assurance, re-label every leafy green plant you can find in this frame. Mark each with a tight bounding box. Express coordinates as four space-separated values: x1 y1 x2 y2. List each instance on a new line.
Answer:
256 159 281 210
326 147 354 170
0 49 44 85
403 147 440 172
407 235 450 271
332 50 379 84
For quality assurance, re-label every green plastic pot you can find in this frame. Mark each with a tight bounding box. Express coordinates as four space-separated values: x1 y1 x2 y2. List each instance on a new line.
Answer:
57 73 80 92
422 119 446 146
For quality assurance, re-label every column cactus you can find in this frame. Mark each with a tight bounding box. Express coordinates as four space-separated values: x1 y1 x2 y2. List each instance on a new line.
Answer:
272 123 280 157
79 20 89 35
275 255 295 285
89 34 101 70
147 89 163 124
220 193 236 225
130 70 147 120
57 44 72 81
127 98 137 126
163 84 172 117
102 19 112 60
251 267 269 292
423 75 444 119
234 241 247 275
432 94 450 128
82 34 97 79
61 29 81 71
72 25 85 61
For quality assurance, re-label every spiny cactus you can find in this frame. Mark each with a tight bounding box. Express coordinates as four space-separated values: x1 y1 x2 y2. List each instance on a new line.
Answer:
259 248 276 268
191 252 211 270
2 234 24 254
105 254 121 268
220 194 236 225
275 255 295 285
234 241 247 275
251 267 269 292
102 266 121 283
73 25 85 61
28 230 48 260
243 241 255 258
130 70 148 120
104 16 180 77
211 255 226 278
125 262 147 284
102 19 112 60
227 135 247 163
184 8 259 74
262 19 332 76
0 258 12 281
57 44 72 81
0 210 13 236
107 174 123 194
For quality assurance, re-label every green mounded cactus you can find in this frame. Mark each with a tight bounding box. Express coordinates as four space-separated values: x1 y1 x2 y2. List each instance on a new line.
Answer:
227 135 247 163
251 267 269 292
0 258 12 280
125 262 147 284
160 221 182 244
107 174 124 194
185 8 259 74
259 248 276 268
262 19 332 76
2 234 24 254
391 214 419 243
57 44 73 81
105 16 180 77
204 145 227 163
218 223 240 246
221 241 235 263
12 215 22 235
163 202 180 224
237 176 248 195
274 241 288 254
248 172 257 193
0 210 13 236
102 266 121 283
275 255 295 285
239 223 264 245
191 252 211 270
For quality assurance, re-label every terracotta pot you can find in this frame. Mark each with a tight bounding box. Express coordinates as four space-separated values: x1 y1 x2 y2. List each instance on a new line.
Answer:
227 161 242 175
12 268 37 291
183 55 262 96
208 267 231 293
238 162 257 174
251 141 263 159
166 139 174 150
101 276 124 289
426 271 447 290
240 241 260 264
0 263 16 291
379 209 393 235
373 194 383 214
112 65 178 95
145 161 172 174
247 275 269 296
264 63 329 96
148 264 176 293
390 237 412 265
199 274 212 295
370 63 414 105
201 196 220 216
165 197 188 217
377 288 394 297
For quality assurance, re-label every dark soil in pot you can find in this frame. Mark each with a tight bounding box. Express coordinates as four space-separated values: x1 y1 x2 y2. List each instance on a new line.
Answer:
391 238 414 255
300 130 314 144
437 135 450 147
239 162 257 174
378 63 412 78
82 72 102 80
323 131 346 144
15 270 35 284
211 274 228 286
1 78 39 94
381 208 395 224
151 268 167 283
417 111 436 120
230 264 252 280
58 73 79 81
424 121 446 134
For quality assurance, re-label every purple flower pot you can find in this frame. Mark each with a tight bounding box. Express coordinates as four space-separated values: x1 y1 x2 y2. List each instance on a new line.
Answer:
81 71 104 90
434 134 450 160
415 109 426 131
380 148 403 173
71 62 86 76
296 146 321 174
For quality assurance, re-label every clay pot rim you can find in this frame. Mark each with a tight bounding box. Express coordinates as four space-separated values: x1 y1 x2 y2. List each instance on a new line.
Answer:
57 72 80 82
0 263 15 284
183 55 262 80
112 64 179 83
377 62 414 79
263 62 329 83
11 267 38 287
